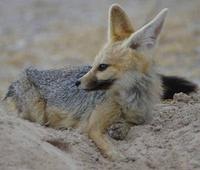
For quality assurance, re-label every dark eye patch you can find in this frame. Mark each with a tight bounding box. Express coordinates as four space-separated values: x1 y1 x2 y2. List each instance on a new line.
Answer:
98 64 109 71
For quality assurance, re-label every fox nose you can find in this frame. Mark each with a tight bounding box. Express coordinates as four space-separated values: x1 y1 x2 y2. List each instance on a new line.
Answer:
75 80 81 87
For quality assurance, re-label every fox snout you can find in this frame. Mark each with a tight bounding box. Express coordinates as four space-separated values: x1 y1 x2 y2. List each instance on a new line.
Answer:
75 76 115 91
75 76 98 90
75 72 97 90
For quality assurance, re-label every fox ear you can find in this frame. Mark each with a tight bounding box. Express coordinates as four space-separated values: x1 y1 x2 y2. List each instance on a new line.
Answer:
124 8 168 50
108 4 135 42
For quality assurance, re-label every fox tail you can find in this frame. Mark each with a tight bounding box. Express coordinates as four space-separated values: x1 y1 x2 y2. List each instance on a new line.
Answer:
160 74 198 99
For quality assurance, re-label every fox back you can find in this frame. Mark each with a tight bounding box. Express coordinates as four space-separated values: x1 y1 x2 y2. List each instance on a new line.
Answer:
6 66 107 127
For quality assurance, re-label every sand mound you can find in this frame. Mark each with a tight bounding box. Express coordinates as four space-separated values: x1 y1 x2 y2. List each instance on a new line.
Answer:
1 91 200 170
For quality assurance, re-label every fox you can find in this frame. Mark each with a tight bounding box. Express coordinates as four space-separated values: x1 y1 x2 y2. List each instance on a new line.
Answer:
4 4 197 160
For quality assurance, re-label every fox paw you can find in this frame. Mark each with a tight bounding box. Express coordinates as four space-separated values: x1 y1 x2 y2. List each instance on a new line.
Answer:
107 150 126 161
108 122 130 140
107 150 135 162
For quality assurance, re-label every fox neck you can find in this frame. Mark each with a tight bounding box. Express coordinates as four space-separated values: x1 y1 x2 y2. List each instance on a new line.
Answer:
110 68 162 124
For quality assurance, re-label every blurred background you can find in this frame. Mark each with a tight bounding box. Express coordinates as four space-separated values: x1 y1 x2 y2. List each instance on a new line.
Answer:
0 0 200 97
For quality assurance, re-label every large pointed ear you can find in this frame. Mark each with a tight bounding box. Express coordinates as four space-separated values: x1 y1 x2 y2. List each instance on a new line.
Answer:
123 8 168 50
108 4 135 43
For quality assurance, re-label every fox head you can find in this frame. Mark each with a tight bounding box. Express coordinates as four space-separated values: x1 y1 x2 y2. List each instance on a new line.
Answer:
76 4 168 91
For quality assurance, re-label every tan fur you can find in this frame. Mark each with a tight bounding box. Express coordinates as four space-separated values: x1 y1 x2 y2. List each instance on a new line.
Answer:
46 106 78 129
87 98 122 159
108 4 134 42
80 42 153 89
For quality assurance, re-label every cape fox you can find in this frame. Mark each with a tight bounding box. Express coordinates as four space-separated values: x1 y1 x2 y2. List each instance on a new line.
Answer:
5 4 197 160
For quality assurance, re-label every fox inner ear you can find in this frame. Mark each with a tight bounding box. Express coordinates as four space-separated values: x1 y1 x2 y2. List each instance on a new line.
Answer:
124 8 168 50
108 4 135 42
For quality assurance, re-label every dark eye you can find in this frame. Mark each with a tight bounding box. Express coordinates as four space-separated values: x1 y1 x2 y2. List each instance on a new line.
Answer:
98 64 109 71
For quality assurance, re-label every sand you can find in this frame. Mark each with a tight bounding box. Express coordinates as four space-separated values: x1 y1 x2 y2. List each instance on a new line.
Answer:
1 91 200 170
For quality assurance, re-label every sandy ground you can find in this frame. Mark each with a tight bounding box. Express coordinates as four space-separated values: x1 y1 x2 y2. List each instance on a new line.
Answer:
0 0 200 170
1 91 200 170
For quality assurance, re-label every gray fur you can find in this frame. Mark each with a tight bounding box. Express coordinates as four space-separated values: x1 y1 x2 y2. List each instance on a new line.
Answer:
7 65 106 121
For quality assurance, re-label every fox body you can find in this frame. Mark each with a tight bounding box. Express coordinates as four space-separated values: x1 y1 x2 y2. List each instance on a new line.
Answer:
7 66 106 127
5 5 197 160
6 64 159 160
7 63 159 125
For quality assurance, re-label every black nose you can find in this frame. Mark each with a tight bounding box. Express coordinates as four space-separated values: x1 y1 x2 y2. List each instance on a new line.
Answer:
75 80 81 87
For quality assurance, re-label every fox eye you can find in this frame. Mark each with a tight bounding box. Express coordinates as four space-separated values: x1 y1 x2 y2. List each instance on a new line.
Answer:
98 64 109 71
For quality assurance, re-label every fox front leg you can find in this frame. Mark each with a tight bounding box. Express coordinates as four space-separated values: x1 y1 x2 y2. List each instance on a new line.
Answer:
86 102 125 160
